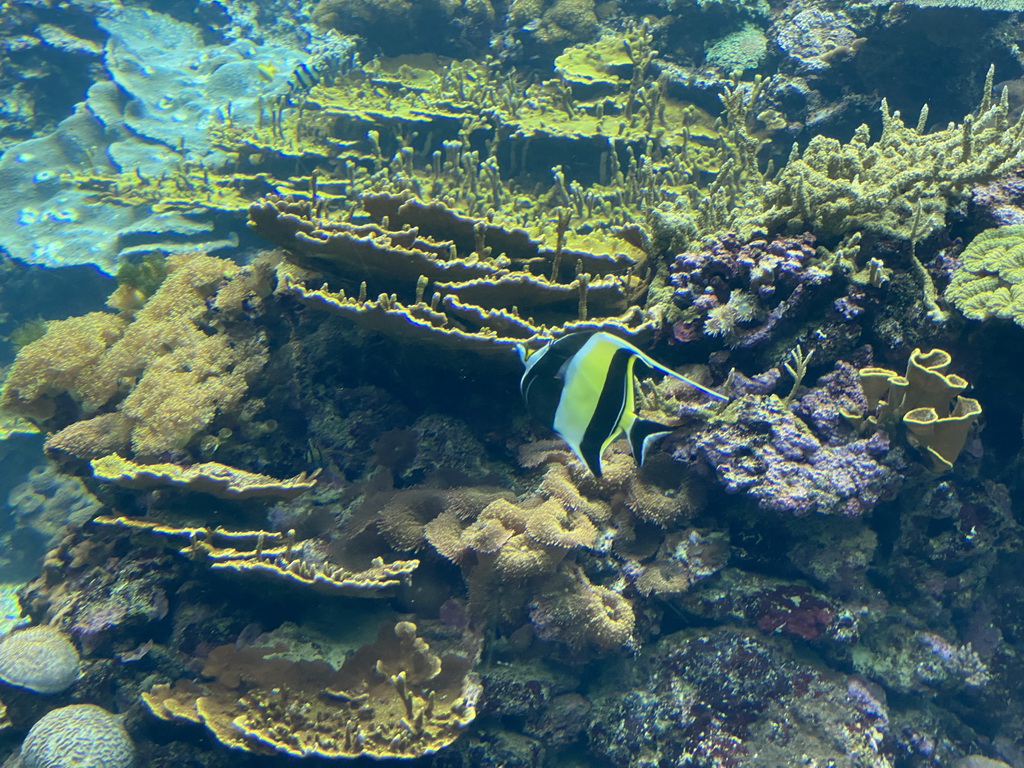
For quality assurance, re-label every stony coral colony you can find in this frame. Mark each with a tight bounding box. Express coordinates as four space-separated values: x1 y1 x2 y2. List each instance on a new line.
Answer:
1 0 1024 765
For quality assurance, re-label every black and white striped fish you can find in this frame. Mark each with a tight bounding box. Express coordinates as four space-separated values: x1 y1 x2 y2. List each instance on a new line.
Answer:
283 59 333 103
281 32 357 105
518 331 726 477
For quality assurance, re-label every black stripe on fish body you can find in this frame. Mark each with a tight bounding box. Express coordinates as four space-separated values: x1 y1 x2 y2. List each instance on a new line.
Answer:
520 333 591 427
578 347 634 476
288 63 320 93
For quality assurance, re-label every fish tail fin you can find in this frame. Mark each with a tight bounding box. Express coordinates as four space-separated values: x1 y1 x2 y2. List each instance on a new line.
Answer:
626 416 675 467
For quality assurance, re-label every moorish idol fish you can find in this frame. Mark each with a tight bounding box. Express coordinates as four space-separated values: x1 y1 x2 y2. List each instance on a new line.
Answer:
518 331 727 477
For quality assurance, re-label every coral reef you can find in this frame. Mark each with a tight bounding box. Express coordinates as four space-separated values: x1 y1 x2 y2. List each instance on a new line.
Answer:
312 0 495 55
2 1 1024 766
91 516 419 599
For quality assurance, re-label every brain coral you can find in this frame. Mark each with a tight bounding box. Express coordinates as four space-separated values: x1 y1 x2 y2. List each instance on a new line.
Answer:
0 626 80 694
17 704 134 768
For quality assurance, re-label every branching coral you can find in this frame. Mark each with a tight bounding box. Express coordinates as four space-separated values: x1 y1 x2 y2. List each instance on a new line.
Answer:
732 67 1024 241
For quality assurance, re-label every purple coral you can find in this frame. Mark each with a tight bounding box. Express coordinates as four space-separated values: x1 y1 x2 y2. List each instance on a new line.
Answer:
773 9 861 75
971 167 1024 227
669 233 830 348
687 394 899 517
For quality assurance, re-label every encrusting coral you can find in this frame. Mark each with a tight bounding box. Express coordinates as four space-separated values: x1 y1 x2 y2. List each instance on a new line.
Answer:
142 619 481 759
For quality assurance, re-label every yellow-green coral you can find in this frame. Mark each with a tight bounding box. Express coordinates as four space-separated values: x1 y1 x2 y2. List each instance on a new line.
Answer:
90 454 319 500
846 349 982 472
0 312 126 420
725 67 1024 242
945 224 1024 325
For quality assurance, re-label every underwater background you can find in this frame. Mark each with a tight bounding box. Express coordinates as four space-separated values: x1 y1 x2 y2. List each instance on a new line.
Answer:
1 0 1024 765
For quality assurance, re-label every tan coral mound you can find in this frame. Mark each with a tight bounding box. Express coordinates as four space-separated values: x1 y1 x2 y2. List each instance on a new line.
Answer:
143 621 480 759
530 565 635 652
3 254 273 459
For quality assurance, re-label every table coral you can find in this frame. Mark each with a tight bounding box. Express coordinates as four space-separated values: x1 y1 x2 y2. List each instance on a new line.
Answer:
143 620 480 759
91 516 419 598
0 6 307 273
253 192 657 352
89 454 318 501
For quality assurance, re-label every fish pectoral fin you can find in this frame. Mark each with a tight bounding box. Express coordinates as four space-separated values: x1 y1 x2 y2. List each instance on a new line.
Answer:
626 417 675 466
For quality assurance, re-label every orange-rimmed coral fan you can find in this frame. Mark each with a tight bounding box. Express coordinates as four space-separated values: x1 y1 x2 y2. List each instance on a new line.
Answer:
844 348 982 472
